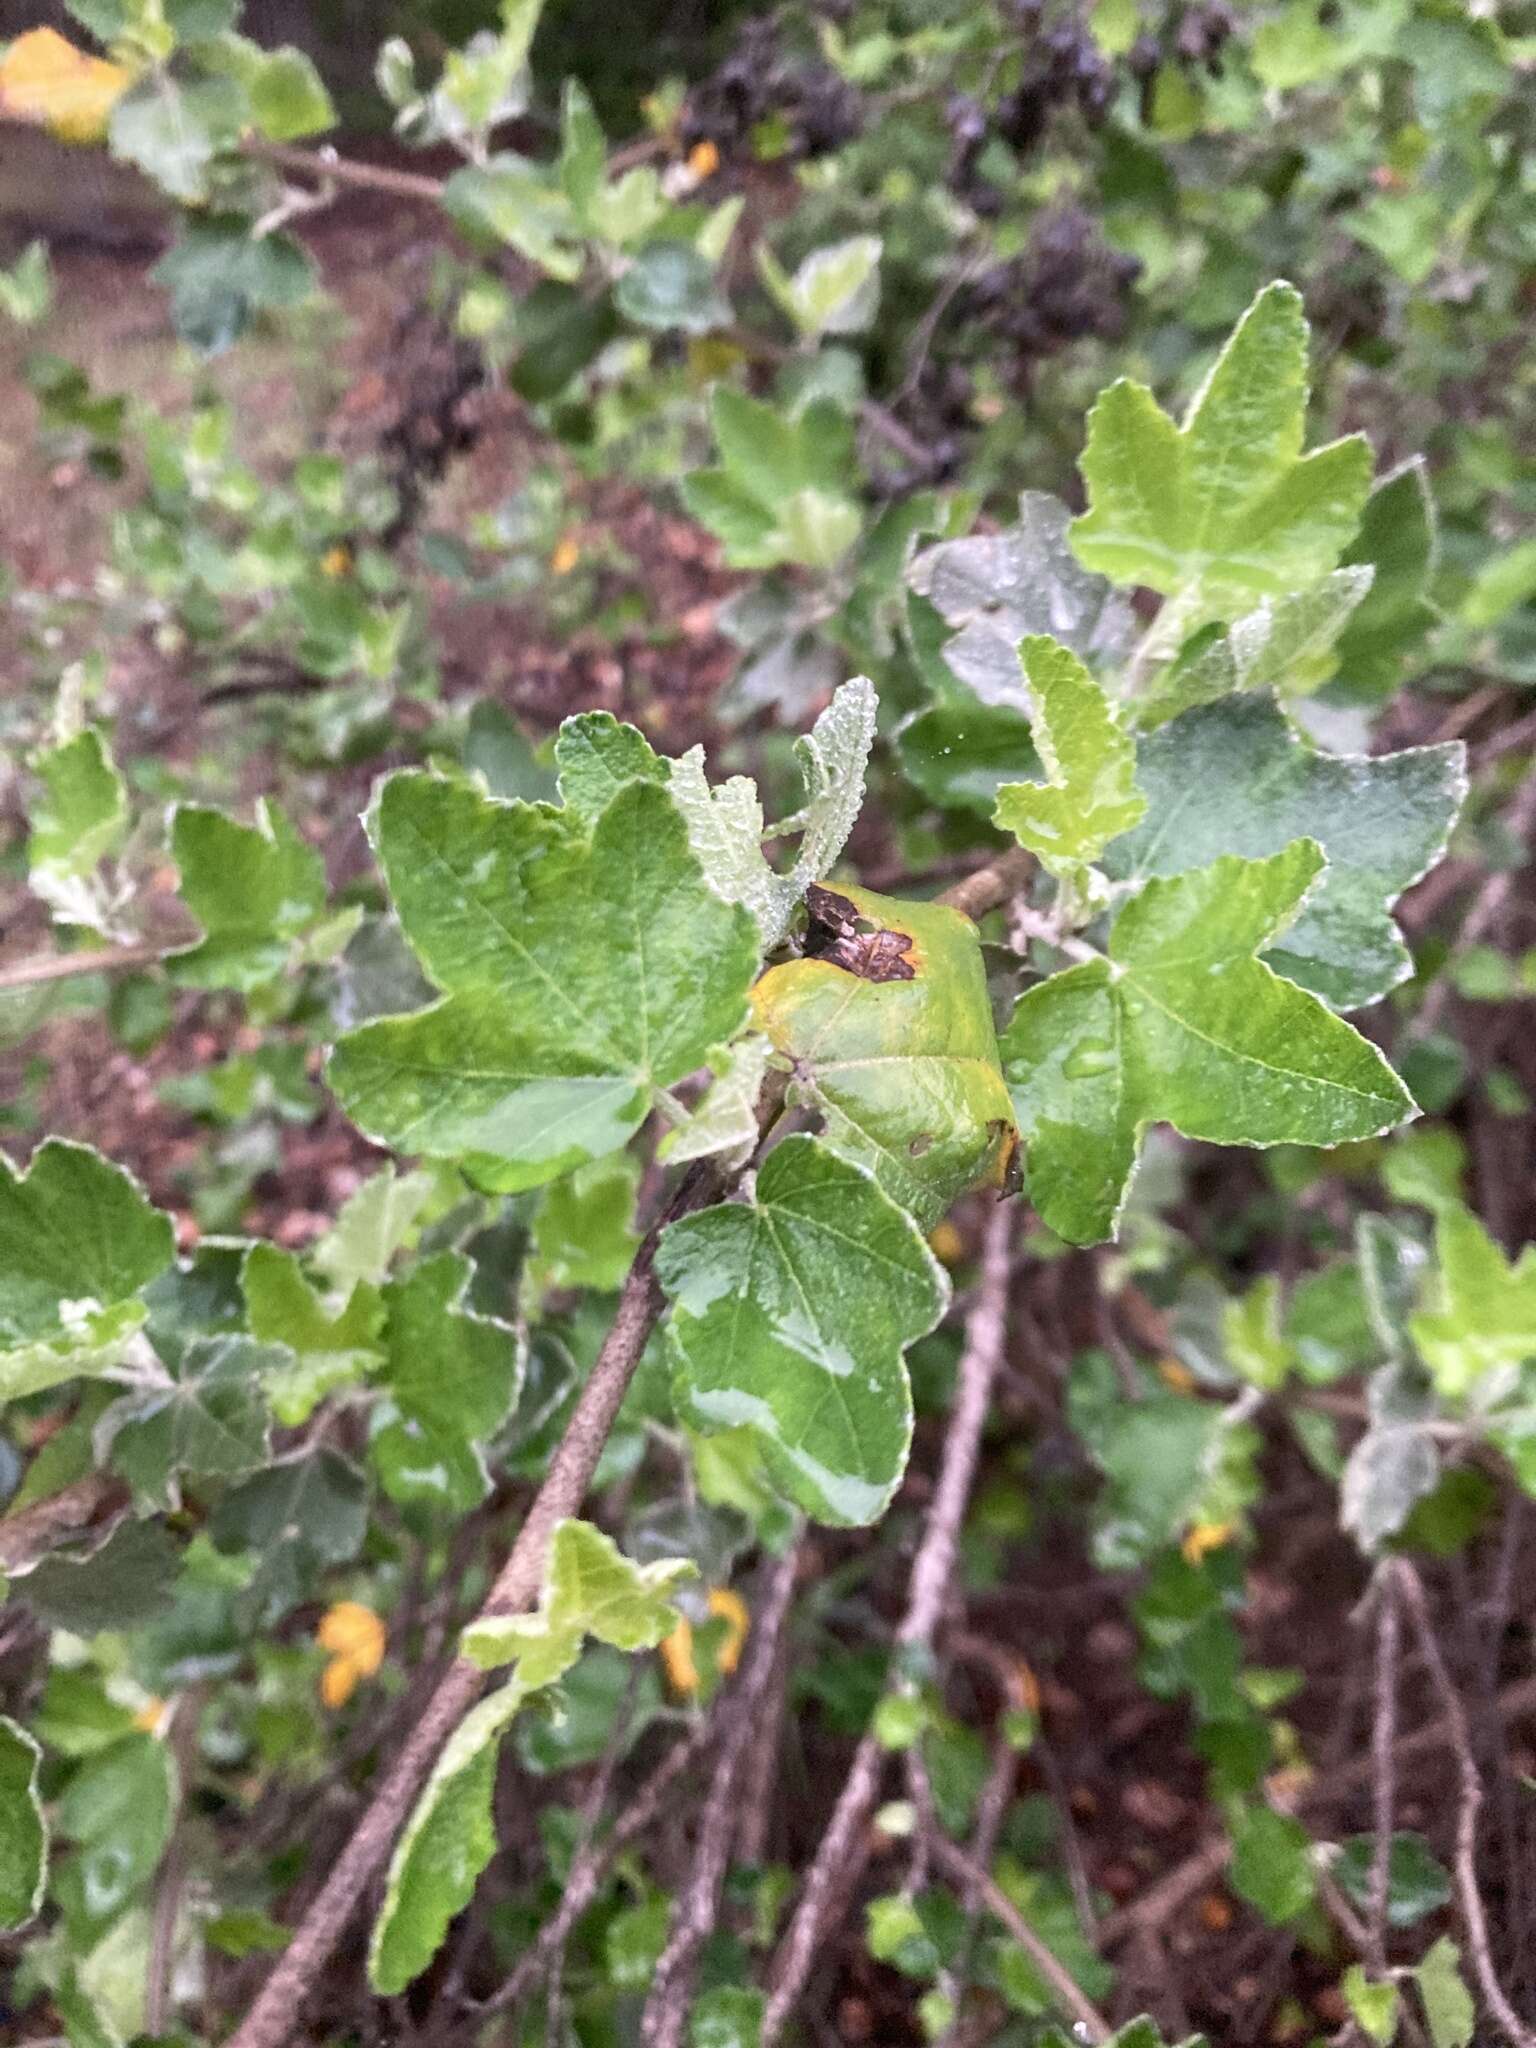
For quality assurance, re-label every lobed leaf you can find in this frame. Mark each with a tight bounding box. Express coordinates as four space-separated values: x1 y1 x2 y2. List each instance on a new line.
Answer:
1001 843 1415 1243
993 636 1145 875
659 1135 948 1525
169 799 328 991
0 1718 47 1932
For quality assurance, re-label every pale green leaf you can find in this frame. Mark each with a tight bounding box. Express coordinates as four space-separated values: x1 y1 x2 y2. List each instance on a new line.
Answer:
1415 1937 1475 2048
993 636 1145 874
659 1034 774 1167
0 1718 46 1931
169 799 327 991
1103 696 1466 1009
555 711 667 824
1342 1967 1398 2045
1136 568 1374 727
659 1134 947 1524
461 1518 694 1680
616 240 727 331
329 774 759 1189
384 1250 520 1443
1071 282 1372 622
109 77 218 201
1228 1802 1316 1924
758 233 882 338
530 1153 639 1292
0 1142 174 1403
311 1166 436 1294
247 46 334 140
442 158 582 281
55 1729 174 1930
1223 1277 1291 1391
1001 842 1415 1243
1410 1204 1536 1397
371 1519 690 1994
683 390 860 570
1341 1365 1440 1552
1335 460 1439 699
242 1244 383 1424
907 492 1134 702
668 677 875 946
752 884 1018 1228
28 728 128 928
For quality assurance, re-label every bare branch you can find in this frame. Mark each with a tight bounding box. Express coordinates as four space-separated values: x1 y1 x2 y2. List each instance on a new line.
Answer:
928 1835 1111 2046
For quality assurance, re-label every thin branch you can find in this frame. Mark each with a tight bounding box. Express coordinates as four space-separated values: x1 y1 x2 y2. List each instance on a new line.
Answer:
762 1204 1015 2045
145 1687 207 2034
928 1837 1110 2045
1409 763 1536 1044
226 1158 721 2048
242 138 448 205
939 845 1034 924
1393 1561 1536 2048
1366 1566 1401 1977
0 940 168 994
640 1543 803 2048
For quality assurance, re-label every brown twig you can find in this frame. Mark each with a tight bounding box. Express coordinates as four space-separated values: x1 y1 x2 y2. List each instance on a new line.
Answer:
1392 1561 1536 2048
242 138 448 205
927 1837 1110 2045
762 1204 1015 2044
0 940 168 994
640 1543 803 2048
145 1688 207 2035
1366 1566 1401 1977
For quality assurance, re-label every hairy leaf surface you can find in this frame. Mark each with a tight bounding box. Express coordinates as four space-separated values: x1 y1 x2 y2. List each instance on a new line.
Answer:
994 636 1145 875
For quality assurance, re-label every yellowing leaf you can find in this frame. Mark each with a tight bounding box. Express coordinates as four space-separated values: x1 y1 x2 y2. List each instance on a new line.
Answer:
0 27 132 144
317 1600 387 1674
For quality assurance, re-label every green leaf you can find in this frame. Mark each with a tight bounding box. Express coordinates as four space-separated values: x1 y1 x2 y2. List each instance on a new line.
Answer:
247 46 333 141
1342 1365 1440 1552
1103 696 1466 1009
109 77 219 201
907 492 1134 701
384 1250 520 1443
461 1518 694 1679
682 390 860 571
0 238 53 325
95 1335 276 1510
691 1984 766 2048
329 775 759 1190
210 1448 367 1624
55 1731 174 1932
1415 1937 1475 2048
615 240 728 331
152 216 315 354
442 158 582 281
531 1154 639 1292
1135 568 1374 728
169 799 327 991
668 676 876 947
993 636 1145 875
1223 1277 1291 1391
757 233 882 339
753 883 1017 1227
311 1166 436 1294
1342 1967 1399 2046
1335 1832 1451 1928
19 1517 180 1634
0 1141 174 1403
371 1519 690 1994
0 1718 47 1931
1071 282 1372 623
1334 461 1439 700
659 1034 773 1168
1410 1204 1536 1396
659 1134 947 1524
1228 1802 1316 1924
555 710 668 825
27 727 128 929
242 1243 383 1424
1001 842 1415 1243
895 698 1039 818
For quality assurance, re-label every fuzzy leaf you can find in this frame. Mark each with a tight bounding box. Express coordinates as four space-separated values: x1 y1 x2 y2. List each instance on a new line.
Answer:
668 677 876 946
1410 1205 1536 1397
752 884 1017 1228
0 1719 46 1931
383 1250 520 1444
1103 696 1465 1010
1071 283 1372 622
329 773 759 1189
1135 568 1374 728
757 233 882 338
371 1520 690 1993
242 1244 384 1425
169 800 328 991
461 1519 694 1679
659 1034 773 1167
27 727 128 929
311 1166 436 1294
994 636 1145 874
659 1135 947 1524
1341 1365 1441 1552
0 1142 174 1404
95 1335 276 1510
907 492 1135 701
1000 843 1415 1243
555 711 668 825
682 390 860 571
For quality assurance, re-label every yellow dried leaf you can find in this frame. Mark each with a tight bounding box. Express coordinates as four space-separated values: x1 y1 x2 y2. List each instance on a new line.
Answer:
0 27 132 145
707 1586 749 1675
320 1656 361 1709
1181 1521 1234 1565
550 533 581 576
132 1694 168 1735
1157 1357 1197 1395
686 139 720 179
927 1221 965 1267
659 1615 699 1695
316 1599 387 1674
320 544 352 579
